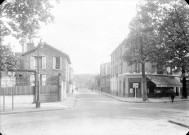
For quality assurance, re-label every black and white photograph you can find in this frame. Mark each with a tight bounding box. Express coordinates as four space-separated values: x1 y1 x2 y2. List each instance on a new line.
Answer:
0 0 189 135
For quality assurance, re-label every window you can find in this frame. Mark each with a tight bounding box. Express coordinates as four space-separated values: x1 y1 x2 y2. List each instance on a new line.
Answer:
30 74 35 86
41 74 46 85
35 57 42 69
30 56 46 69
53 57 62 69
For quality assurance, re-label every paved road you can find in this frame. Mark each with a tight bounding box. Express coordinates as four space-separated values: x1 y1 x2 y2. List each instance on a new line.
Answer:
1 89 189 135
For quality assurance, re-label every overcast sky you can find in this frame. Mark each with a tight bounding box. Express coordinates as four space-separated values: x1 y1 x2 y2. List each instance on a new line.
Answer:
14 0 139 74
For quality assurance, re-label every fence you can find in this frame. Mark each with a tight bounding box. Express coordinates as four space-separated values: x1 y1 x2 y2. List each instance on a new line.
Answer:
39 85 59 102
0 86 35 95
40 85 58 94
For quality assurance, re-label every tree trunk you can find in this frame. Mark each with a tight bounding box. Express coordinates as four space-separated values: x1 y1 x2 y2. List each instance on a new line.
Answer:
142 62 148 101
182 66 188 99
140 37 148 101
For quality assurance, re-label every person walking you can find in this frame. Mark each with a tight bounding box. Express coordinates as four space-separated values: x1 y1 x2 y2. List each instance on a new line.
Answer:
170 89 176 103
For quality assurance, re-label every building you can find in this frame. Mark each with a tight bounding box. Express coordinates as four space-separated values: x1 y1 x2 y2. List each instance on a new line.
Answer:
100 62 111 93
68 67 74 93
110 39 182 98
16 41 72 101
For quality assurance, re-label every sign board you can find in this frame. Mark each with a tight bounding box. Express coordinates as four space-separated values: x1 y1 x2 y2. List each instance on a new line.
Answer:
1 77 16 87
133 83 139 88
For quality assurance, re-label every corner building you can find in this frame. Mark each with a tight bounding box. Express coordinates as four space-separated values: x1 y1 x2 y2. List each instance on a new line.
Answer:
110 39 182 98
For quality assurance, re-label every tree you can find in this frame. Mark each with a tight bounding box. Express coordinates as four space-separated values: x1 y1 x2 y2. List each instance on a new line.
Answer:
155 0 189 99
0 0 54 42
0 45 18 70
123 0 159 101
0 0 55 71
125 0 189 99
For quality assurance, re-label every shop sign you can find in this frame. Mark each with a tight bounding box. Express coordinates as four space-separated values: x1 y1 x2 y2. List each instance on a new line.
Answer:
128 78 141 82
133 83 139 88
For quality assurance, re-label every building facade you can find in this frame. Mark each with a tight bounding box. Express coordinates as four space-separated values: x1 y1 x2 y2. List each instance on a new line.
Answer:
16 42 72 101
110 39 182 98
100 62 111 93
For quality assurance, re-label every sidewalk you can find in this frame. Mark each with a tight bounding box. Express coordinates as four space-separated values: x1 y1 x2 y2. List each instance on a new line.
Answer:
0 94 76 115
94 90 189 103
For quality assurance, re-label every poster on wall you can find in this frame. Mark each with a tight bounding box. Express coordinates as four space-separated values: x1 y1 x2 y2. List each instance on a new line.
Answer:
130 88 133 93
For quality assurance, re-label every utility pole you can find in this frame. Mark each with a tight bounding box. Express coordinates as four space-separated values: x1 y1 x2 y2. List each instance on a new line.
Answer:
36 39 43 108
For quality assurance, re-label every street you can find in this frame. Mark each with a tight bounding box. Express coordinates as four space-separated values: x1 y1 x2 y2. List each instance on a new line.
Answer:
0 89 189 135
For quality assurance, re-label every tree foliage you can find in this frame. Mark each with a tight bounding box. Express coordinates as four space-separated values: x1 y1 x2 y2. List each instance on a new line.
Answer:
0 0 54 42
157 0 189 71
0 45 18 70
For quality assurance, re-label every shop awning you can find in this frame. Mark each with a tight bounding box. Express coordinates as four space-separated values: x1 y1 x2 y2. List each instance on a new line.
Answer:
147 75 182 87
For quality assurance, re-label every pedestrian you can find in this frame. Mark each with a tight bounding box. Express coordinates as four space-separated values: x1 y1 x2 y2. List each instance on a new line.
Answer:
170 90 176 103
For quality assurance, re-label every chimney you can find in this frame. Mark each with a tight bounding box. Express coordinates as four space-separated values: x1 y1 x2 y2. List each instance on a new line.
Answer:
19 38 26 53
27 43 34 52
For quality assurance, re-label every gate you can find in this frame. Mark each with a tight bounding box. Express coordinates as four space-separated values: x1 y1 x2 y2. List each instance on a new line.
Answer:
40 84 59 102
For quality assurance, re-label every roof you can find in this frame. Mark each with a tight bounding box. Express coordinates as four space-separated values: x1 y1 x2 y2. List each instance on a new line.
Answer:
147 75 182 87
22 43 71 64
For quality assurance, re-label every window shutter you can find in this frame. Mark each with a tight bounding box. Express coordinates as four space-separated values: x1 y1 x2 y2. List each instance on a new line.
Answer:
42 75 46 85
30 57 35 69
30 75 35 86
53 57 56 69
42 57 46 69
60 57 62 69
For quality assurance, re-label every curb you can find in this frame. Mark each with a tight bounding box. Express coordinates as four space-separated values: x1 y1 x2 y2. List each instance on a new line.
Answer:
168 120 189 129
0 94 77 115
95 91 189 103
94 91 149 103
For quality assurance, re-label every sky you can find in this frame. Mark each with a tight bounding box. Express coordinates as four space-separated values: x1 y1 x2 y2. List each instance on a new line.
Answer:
14 0 139 74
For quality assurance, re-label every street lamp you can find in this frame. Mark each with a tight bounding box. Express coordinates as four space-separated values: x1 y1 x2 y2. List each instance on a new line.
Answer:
36 39 43 108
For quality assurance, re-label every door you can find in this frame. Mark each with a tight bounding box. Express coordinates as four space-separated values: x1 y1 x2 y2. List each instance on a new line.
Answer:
129 82 141 97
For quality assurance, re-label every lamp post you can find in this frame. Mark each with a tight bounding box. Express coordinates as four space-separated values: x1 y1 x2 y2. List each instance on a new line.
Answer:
36 39 43 108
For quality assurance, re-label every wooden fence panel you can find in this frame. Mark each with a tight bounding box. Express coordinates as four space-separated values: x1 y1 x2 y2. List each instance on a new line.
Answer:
40 85 58 94
0 86 35 95
0 84 59 102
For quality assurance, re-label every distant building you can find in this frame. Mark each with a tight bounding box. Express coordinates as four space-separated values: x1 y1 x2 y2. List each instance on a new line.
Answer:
68 67 74 93
110 39 182 98
100 62 111 93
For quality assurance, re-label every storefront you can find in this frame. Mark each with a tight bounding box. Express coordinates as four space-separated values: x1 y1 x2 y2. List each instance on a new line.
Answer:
118 73 142 97
147 75 182 97
128 78 142 97
118 73 182 98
